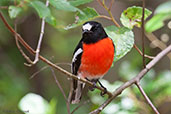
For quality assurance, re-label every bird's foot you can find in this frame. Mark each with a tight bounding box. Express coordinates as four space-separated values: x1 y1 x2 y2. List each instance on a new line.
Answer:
89 81 97 91
100 87 107 96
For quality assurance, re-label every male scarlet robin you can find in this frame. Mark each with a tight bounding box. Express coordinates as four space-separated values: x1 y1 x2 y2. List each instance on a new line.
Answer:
68 21 114 104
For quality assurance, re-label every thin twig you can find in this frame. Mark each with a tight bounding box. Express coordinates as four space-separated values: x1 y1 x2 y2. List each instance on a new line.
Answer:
141 0 146 68
30 0 49 65
89 45 171 114
134 45 154 59
71 100 90 114
30 62 71 79
136 82 160 114
109 0 115 11
14 24 33 66
0 6 8 9
14 0 17 5
98 15 112 21
50 68 70 114
145 33 171 59
97 0 120 27
0 12 113 97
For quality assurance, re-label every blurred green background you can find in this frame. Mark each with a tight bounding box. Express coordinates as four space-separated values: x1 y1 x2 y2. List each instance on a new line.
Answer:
0 0 171 114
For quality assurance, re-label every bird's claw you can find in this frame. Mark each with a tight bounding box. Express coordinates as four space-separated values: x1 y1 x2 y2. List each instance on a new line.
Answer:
100 87 107 97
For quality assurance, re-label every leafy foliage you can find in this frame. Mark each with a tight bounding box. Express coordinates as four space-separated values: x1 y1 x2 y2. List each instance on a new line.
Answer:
30 1 57 26
145 1 171 32
69 0 93 6
120 6 152 29
105 26 134 62
30 1 51 18
65 7 99 30
49 0 82 13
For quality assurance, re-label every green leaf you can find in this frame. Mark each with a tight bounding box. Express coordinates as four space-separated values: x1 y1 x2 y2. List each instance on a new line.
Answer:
120 6 152 29
65 7 99 30
105 26 134 62
30 1 51 18
69 0 93 6
49 0 82 13
8 6 22 19
45 16 57 26
154 1 171 14
145 1 171 32
30 1 57 26
145 13 171 33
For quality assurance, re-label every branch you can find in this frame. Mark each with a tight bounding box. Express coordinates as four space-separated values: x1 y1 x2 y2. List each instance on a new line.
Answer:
0 11 113 97
97 0 120 27
141 0 146 68
136 82 160 114
14 24 33 66
89 44 171 114
30 0 49 65
30 62 71 79
0 6 8 9
98 15 112 21
134 45 154 59
145 33 171 59
109 0 115 11
50 68 70 114
71 100 90 114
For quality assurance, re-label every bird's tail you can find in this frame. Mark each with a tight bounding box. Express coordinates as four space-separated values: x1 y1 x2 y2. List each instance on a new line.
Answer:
68 79 85 104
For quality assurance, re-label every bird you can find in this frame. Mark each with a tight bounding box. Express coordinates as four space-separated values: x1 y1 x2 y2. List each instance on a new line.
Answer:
68 21 115 104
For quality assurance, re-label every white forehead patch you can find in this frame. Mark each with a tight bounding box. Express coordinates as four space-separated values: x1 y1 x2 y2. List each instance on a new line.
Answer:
82 23 92 31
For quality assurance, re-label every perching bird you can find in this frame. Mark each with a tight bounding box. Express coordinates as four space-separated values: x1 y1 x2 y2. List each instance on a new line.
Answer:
68 21 115 104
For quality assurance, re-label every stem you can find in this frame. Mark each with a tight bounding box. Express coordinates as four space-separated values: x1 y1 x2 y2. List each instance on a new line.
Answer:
141 0 146 68
136 82 160 114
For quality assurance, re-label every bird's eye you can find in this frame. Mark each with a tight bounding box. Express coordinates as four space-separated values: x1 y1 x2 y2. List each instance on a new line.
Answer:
91 26 96 31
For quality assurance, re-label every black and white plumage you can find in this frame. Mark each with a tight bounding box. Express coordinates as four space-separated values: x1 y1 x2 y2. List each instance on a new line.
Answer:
69 40 84 104
68 21 113 104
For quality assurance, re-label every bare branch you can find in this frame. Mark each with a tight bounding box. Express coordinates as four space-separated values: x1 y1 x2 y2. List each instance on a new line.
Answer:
136 82 160 114
98 15 112 21
134 44 154 59
141 0 146 68
96 0 120 27
14 24 33 66
50 68 70 114
89 44 171 114
30 62 71 79
0 12 113 97
109 0 115 11
0 6 8 9
30 0 49 65
71 100 90 114
145 33 171 59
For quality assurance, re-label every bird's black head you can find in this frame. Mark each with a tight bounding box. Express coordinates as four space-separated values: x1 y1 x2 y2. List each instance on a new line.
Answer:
82 21 108 44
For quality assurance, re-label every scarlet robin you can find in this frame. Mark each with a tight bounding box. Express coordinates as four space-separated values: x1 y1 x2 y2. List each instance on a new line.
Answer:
69 21 114 104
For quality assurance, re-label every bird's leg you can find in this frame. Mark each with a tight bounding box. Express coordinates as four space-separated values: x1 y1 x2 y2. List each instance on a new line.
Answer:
97 80 107 96
85 78 97 91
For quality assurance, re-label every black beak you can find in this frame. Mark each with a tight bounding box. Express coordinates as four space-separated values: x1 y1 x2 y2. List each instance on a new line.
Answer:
82 29 92 34
82 29 89 34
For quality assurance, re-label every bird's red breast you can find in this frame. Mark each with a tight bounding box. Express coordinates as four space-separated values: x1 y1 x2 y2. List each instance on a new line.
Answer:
78 38 114 79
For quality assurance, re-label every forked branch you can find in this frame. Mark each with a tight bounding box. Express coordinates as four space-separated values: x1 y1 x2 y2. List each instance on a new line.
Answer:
89 44 171 114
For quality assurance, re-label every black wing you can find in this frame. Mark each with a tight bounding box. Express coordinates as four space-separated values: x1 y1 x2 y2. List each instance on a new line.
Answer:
69 40 84 104
72 40 83 75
